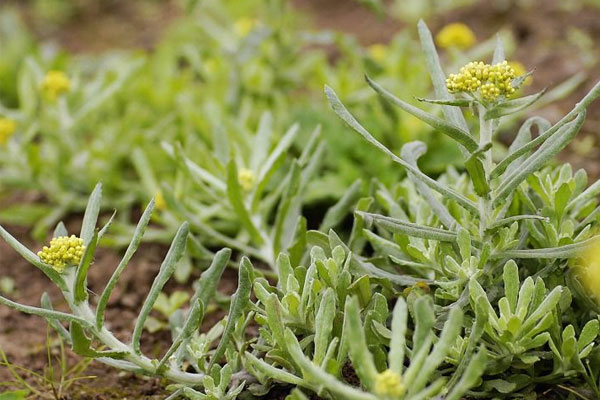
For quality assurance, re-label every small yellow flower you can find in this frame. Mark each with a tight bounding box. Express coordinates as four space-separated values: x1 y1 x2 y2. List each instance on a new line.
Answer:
446 60 518 102
578 238 600 302
42 70 71 100
238 168 255 191
436 23 476 50
0 117 16 145
37 235 85 273
374 369 405 397
155 191 167 211
234 17 258 38
508 61 532 86
368 43 388 63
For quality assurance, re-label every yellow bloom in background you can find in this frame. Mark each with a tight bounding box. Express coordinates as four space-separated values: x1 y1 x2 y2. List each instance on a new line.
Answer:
367 43 388 63
155 191 167 211
238 168 255 191
42 70 71 100
374 369 405 397
38 235 85 273
234 17 258 38
0 117 16 145
508 61 532 86
436 22 476 50
579 237 600 302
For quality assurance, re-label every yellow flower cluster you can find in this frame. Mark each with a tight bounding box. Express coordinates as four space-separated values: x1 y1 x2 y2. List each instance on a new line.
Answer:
578 238 600 303
155 190 167 211
38 235 85 272
435 23 476 50
238 168 255 191
368 43 388 63
374 369 405 397
42 70 71 100
0 117 16 145
446 61 517 102
234 17 258 38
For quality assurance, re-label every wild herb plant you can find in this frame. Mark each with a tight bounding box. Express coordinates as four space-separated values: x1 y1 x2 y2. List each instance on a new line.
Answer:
0 185 254 394
2 18 600 400
324 20 600 398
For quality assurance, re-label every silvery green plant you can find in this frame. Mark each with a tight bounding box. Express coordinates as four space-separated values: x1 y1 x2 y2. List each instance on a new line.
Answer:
0 184 253 398
324 20 600 397
245 242 487 399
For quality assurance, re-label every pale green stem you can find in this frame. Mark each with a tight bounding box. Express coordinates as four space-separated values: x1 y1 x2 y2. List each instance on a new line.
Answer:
478 105 494 237
61 272 206 386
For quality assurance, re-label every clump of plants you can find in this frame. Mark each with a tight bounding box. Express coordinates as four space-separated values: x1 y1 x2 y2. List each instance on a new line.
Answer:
1 20 600 399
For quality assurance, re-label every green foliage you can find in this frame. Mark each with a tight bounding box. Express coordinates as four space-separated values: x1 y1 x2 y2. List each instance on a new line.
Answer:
1 5 600 400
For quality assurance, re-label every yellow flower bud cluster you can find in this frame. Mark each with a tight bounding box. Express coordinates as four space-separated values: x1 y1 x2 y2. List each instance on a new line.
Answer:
578 238 600 303
446 61 517 102
234 17 258 38
38 235 85 273
238 168 255 191
42 70 71 101
368 43 388 63
374 369 405 397
435 22 476 50
0 117 16 145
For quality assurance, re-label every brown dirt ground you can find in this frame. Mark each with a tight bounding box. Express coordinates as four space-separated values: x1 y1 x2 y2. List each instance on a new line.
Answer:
2 0 600 399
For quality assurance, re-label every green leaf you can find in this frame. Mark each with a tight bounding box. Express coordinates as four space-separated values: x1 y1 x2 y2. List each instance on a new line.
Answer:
80 183 102 246
132 222 188 354
492 34 505 64
365 75 479 152
96 200 155 329
578 319 599 352
465 154 489 196
503 260 519 312
389 297 408 374
401 141 457 229
157 299 204 370
417 20 471 139
40 292 71 341
319 180 362 232
0 294 91 327
0 390 29 400
208 257 252 369
70 321 126 359
0 204 53 226
284 329 378 400
360 212 457 242
0 225 66 291
227 161 264 245
520 286 562 334
194 248 231 310
445 347 487 400
484 89 546 120
314 288 336 366
410 307 463 394
493 235 598 259
74 230 98 303
273 161 302 255
325 85 478 214
493 111 586 205
497 117 551 179
344 296 378 390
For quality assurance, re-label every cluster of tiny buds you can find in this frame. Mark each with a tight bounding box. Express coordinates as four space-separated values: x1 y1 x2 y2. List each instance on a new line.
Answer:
238 168 255 191
374 369 405 397
38 235 85 273
41 70 71 101
446 61 518 102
